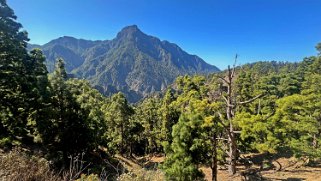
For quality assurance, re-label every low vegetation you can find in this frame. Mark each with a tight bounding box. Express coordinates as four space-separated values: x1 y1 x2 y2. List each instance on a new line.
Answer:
0 148 60 181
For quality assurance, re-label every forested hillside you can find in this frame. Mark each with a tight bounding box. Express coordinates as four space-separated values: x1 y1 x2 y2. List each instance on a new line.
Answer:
1 0 321 180
28 26 219 102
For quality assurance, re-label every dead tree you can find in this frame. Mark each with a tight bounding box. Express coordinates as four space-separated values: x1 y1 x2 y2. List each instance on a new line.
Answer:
216 55 263 175
210 125 218 181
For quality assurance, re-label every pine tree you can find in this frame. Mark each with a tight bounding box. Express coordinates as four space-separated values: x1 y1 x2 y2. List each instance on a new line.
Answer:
104 92 134 154
162 112 205 181
273 94 321 158
136 97 162 154
0 0 31 145
67 78 108 148
45 59 92 165
26 49 50 142
160 89 179 144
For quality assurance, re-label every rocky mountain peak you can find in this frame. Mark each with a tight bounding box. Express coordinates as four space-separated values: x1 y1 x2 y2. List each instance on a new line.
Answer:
28 25 220 102
116 25 145 39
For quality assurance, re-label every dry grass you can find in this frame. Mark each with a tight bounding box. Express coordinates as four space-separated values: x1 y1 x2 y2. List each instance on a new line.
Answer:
116 155 165 181
0 148 61 181
118 169 164 181
0 148 98 181
3 149 320 181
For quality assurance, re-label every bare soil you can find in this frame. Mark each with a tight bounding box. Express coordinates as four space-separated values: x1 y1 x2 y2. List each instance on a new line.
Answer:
117 154 321 181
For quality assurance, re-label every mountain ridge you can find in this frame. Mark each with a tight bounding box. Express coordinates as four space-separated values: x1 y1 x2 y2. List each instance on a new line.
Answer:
28 25 220 102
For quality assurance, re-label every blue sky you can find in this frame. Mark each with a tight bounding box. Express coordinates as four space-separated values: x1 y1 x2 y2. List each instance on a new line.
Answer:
8 0 321 69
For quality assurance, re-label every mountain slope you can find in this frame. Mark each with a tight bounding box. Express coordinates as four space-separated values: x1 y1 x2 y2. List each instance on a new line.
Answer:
28 37 101 72
29 25 219 102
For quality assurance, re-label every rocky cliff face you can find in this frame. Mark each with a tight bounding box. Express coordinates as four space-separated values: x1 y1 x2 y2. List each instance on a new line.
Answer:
28 25 219 102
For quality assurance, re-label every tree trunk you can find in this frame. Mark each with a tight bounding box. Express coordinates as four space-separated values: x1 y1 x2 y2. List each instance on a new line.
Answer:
313 134 317 149
121 123 124 154
226 65 237 175
211 133 218 181
228 130 237 175
130 143 133 157
218 62 262 176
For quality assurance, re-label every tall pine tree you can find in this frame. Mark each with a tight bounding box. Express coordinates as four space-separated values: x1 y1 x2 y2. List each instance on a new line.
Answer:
0 0 35 145
45 59 92 165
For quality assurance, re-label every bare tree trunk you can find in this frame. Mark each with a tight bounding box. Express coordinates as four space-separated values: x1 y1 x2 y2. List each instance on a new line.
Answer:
211 133 218 181
228 129 237 175
217 58 262 176
226 65 237 175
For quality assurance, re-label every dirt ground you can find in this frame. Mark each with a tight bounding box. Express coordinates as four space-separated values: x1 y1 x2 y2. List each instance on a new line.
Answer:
153 154 321 181
118 154 321 181
200 166 321 181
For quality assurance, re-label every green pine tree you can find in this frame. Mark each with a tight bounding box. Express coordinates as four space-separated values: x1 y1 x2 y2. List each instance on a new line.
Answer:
45 59 92 165
0 0 33 146
162 112 205 181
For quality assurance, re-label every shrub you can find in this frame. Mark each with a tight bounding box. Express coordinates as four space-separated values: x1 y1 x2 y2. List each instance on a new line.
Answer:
0 148 61 181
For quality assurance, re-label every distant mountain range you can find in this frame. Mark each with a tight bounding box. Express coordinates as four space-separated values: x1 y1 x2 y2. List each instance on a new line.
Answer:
28 25 219 102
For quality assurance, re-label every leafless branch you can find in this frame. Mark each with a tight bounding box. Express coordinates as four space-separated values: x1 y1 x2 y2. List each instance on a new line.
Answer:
64 153 91 180
218 76 229 84
221 95 235 108
222 95 228 104
231 54 238 78
216 137 229 141
104 159 122 177
238 94 264 105
217 112 229 129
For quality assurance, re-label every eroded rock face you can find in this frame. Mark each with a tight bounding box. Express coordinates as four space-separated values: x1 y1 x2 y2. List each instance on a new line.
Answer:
28 25 219 102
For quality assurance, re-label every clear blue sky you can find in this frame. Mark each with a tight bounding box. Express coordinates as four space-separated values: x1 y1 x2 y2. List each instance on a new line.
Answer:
7 0 321 69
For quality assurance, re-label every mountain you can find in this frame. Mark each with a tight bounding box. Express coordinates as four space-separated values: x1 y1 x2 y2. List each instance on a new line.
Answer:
28 37 102 72
28 25 220 102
